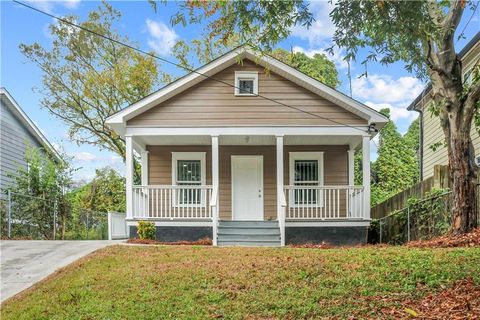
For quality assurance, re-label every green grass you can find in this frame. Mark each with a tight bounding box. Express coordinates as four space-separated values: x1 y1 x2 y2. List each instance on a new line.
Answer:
2 245 480 319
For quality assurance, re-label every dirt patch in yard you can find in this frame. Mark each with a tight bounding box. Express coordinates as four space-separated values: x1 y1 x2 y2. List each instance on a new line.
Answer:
126 237 212 245
382 278 480 319
406 228 480 248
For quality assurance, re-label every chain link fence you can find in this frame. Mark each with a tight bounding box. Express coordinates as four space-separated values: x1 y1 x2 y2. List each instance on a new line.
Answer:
377 191 453 244
1 190 108 240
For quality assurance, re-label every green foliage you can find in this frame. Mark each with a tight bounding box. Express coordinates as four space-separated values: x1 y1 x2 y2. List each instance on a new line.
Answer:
66 167 125 240
330 1 441 78
137 221 155 240
270 48 340 88
407 188 451 240
171 40 340 88
3 147 73 239
19 1 160 171
169 1 313 51
380 188 451 244
371 109 419 206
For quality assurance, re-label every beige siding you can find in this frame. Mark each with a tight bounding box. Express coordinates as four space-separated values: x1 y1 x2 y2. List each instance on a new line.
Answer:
147 145 349 220
128 60 367 127
422 112 480 179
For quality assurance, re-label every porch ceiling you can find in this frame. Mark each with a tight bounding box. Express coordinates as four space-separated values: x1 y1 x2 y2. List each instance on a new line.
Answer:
135 135 362 148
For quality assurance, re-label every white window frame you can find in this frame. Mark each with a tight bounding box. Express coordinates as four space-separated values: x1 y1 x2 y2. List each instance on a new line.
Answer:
171 152 207 207
288 152 324 208
234 71 258 96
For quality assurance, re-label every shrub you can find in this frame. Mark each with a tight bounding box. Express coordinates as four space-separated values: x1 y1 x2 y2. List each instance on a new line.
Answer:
137 221 155 240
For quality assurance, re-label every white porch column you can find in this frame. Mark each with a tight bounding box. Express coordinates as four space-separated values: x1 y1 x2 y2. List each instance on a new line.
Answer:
125 135 133 219
362 135 371 220
348 149 355 186
141 150 149 186
276 135 285 246
211 135 219 246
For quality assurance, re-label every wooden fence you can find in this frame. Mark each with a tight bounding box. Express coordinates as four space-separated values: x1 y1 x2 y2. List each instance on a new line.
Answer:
371 165 480 219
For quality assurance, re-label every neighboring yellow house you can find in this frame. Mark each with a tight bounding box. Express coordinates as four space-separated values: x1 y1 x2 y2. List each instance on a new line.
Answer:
408 32 480 180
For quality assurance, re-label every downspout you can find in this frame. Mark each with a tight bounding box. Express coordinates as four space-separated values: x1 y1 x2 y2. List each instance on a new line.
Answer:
412 107 424 181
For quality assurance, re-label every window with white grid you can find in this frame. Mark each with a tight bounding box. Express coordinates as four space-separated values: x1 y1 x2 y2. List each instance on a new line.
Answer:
172 152 206 206
289 152 324 206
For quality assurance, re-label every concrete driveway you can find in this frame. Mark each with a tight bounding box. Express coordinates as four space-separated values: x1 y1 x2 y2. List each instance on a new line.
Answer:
0 240 123 302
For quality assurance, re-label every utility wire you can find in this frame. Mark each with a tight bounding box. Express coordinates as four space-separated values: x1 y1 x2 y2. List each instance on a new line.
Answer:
14 0 372 134
456 1 479 44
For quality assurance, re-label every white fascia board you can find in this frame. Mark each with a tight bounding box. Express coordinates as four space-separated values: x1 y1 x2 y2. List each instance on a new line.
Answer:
0 88 63 164
125 126 370 137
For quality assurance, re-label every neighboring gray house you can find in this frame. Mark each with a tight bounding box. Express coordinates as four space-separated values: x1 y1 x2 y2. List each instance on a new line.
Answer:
0 87 62 196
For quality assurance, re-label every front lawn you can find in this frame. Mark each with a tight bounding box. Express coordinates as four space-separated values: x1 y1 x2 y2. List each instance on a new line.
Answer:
2 245 479 319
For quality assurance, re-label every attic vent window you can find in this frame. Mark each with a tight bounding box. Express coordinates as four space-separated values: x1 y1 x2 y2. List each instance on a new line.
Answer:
235 71 258 96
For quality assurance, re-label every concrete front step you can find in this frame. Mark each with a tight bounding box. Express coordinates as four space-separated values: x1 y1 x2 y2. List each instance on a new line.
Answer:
218 220 279 228
217 220 281 246
217 240 281 247
217 234 280 241
218 228 280 235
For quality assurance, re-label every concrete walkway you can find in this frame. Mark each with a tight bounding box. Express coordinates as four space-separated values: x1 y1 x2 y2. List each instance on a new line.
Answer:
0 240 123 302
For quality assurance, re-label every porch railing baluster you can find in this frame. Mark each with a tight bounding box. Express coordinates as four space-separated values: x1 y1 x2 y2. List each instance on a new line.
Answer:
283 186 365 220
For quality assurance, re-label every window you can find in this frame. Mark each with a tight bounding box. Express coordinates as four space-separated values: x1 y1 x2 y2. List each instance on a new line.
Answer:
235 71 258 95
172 152 206 206
289 152 324 206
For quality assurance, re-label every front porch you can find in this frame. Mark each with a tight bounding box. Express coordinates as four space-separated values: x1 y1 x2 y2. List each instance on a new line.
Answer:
124 128 372 246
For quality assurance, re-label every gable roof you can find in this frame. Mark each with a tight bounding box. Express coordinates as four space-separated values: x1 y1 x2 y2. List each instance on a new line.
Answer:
0 87 63 164
106 46 388 134
408 32 480 111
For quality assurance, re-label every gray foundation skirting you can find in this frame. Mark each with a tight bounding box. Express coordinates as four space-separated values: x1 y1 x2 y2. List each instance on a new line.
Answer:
285 226 368 245
129 226 213 242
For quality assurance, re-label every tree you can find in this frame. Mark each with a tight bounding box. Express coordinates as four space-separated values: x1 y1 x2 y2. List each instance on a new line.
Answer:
169 1 313 51
330 1 479 233
20 1 162 180
5 147 74 239
69 167 125 214
270 49 340 88
171 39 340 88
67 167 125 239
371 109 419 206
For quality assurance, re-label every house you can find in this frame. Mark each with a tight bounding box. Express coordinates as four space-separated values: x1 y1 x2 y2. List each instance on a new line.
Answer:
0 88 62 196
106 47 388 246
408 32 480 180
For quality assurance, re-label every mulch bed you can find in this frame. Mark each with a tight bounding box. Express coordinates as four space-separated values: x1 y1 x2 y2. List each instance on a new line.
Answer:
406 228 480 248
288 241 334 249
126 237 212 246
381 278 480 319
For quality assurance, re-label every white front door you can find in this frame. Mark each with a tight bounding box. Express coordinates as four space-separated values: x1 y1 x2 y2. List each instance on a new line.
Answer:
231 156 264 220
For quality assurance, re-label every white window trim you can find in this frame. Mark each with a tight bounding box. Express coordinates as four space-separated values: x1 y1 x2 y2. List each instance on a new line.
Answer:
234 71 258 96
288 152 324 208
171 152 207 207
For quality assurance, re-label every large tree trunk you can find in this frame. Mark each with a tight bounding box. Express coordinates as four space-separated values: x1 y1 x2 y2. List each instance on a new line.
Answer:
447 128 477 234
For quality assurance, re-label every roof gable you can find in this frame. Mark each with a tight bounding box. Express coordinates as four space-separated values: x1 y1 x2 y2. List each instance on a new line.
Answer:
106 46 388 133
0 88 62 163
127 60 367 127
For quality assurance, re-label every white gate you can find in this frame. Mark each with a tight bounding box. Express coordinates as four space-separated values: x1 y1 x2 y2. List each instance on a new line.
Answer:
107 212 128 240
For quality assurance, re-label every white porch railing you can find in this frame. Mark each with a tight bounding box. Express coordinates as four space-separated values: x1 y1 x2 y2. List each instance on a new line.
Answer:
283 186 365 219
132 185 214 219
